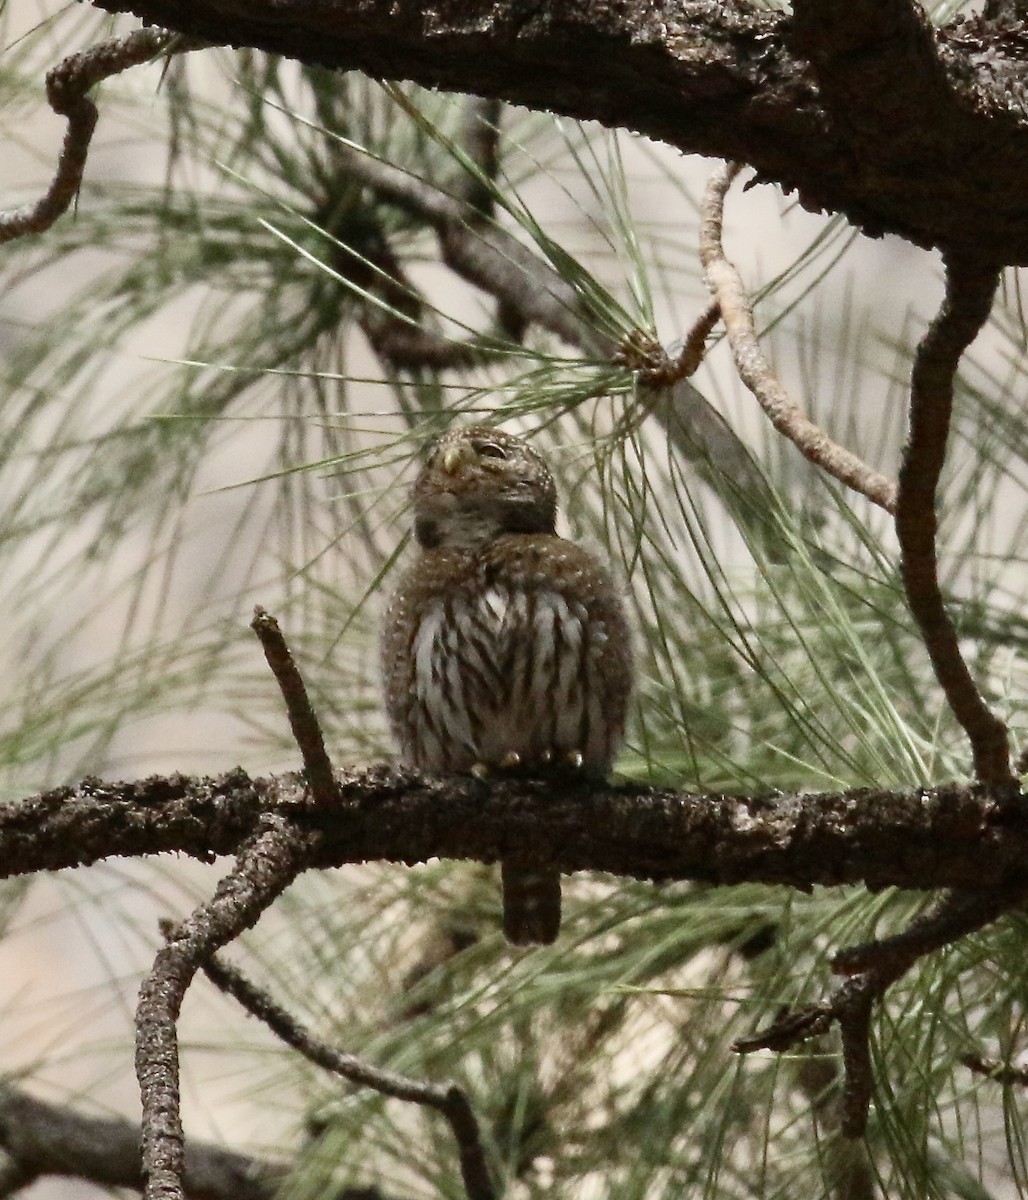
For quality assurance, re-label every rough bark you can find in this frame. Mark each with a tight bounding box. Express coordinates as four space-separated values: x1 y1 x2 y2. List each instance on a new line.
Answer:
84 0 1028 263
3 768 1024 893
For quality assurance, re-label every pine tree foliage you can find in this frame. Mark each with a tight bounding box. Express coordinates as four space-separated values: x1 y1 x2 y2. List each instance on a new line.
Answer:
0 4 1026 1198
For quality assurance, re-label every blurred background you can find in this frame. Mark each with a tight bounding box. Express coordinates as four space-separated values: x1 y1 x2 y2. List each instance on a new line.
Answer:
1 2 1026 1197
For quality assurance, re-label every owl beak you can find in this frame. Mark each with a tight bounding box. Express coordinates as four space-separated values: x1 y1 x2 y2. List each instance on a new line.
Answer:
440 442 476 474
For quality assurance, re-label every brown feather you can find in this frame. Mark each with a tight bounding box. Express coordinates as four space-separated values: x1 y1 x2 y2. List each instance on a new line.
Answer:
381 428 633 944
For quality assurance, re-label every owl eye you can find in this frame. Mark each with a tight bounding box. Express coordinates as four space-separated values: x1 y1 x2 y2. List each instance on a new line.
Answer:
473 439 508 460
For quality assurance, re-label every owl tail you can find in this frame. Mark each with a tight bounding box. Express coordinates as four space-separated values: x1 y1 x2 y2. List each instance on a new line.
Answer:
501 861 561 945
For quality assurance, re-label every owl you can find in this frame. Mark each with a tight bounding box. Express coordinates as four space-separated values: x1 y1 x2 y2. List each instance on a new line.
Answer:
381 426 633 945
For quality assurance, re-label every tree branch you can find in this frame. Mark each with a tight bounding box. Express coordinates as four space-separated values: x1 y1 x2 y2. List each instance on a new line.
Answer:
136 815 318 1200
613 299 721 388
203 954 495 1200
0 12 844 511
789 0 956 170
324 143 605 353
0 1083 292 1200
456 96 504 217
80 0 1028 263
735 884 1028 1135
0 28 207 245
251 608 337 805
700 160 899 513
896 255 1015 787
3 769 1026 893
962 1052 1028 1086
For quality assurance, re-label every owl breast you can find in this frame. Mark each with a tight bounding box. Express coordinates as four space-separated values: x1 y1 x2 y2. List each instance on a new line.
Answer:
382 538 631 776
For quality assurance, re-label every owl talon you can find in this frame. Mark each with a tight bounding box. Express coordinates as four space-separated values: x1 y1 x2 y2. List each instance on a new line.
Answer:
565 750 584 770
498 751 522 770
471 761 491 780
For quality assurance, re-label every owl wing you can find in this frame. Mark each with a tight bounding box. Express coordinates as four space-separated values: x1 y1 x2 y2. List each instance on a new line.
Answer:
381 547 478 770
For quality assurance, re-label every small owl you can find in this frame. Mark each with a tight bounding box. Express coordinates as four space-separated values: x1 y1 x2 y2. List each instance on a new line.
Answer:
381 426 633 945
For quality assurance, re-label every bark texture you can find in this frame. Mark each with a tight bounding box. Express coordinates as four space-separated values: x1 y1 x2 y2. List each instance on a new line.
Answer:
86 0 1028 262
3 768 1025 893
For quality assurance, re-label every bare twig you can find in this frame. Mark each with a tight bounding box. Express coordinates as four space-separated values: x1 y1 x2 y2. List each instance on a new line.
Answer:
676 299 722 378
613 301 720 388
202 954 495 1200
734 982 874 1137
0 29 208 246
251 608 337 805
736 883 1028 1135
831 884 1028 976
699 161 899 513
136 816 316 1200
360 313 502 371
962 1052 1028 1086
897 254 1015 786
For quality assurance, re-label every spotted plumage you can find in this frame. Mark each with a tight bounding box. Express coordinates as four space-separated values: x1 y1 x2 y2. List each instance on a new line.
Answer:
381 426 633 944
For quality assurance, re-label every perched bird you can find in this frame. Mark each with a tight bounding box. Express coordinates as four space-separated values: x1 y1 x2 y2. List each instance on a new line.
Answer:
380 425 633 944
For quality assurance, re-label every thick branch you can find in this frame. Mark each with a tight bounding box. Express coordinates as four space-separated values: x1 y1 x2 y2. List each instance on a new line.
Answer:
82 0 1028 263
3 769 1027 893
789 0 956 169
0 1084 290 1200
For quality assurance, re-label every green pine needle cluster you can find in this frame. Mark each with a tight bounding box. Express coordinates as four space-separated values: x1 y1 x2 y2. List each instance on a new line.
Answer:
0 7 1025 1198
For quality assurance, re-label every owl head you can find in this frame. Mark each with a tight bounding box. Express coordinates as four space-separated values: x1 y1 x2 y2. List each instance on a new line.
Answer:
412 426 557 550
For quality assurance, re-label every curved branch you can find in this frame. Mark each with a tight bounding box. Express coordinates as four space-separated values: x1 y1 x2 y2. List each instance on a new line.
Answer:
0 29 207 245
700 161 899 512
136 816 318 1200
736 884 1028 1135
203 955 495 1200
896 255 1015 786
